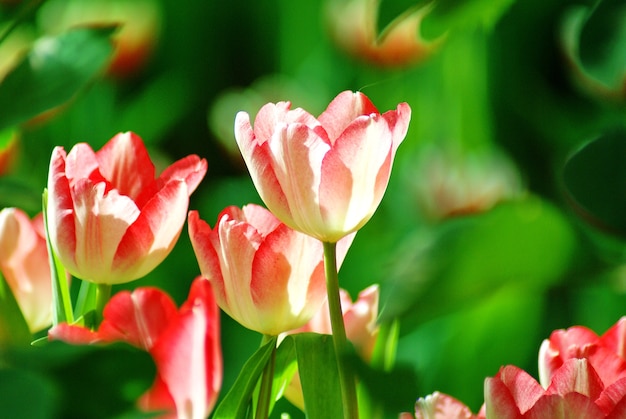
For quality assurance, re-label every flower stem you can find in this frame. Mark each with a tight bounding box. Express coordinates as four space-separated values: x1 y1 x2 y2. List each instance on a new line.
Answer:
323 241 359 419
256 335 276 419
94 283 112 326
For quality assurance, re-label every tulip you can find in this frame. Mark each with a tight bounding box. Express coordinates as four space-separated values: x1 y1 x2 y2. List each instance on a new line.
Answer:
46 131 207 284
324 0 443 67
484 359 626 418
400 391 485 419
538 317 626 390
188 204 353 336
49 277 222 419
282 284 380 410
235 90 411 242
0 208 53 333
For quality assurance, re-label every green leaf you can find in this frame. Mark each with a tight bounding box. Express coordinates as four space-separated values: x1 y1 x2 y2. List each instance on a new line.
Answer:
382 197 577 330
0 368 56 419
42 190 73 326
2 341 155 419
563 129 626 238
0 272 31 347
213 337 277 419
269 336 298 410
0 26 115 131
291 333 343 419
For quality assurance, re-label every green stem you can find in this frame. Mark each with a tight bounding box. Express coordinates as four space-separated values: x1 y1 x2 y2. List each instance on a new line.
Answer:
323 241 359 419
255 335 276 419
94 283 112 326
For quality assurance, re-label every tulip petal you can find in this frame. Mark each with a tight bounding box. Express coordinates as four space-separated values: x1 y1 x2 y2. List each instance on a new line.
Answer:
48 323 100 344
95 132 156 201
600 317 626 360
414 391 476 419
141 278 222 418
485 365 543 416
157 155 208 196
71 179 140 283
47 147 77 270
235 111 293 225
188 211 227 305
63 143 105 187
524 393 605 419
319 114 393 239
251 224 326 334
317 91 379 142
113 179 189 283
547 358 604 401
97 288 179 350
268 123 328 237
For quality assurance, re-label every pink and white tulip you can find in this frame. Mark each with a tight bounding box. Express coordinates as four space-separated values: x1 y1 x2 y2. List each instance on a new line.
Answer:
188 204 352 336
46 131 207 284
0 208 52 333
49 277 222 419
235 90 411 242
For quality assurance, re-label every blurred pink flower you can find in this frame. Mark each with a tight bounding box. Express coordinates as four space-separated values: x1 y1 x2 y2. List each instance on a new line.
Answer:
188 204 353 336
49 277 222 419
46 131 207 284
0 208 52 333
282 285 379 409
325 0 442 67
235 90 410 242
400 391 485 419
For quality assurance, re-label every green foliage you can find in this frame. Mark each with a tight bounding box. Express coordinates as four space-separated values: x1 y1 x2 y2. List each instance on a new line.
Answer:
0 26 115 131
563 129 626 238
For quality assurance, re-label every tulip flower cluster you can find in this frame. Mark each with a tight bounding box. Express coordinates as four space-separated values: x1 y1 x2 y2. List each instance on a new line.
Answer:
405 317 626 419
0 90 410 418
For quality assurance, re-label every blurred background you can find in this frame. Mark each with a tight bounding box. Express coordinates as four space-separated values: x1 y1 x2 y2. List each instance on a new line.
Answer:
0 0 624 417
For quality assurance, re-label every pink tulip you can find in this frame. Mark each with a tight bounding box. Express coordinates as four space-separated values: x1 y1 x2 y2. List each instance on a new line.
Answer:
484 359 626 418
400 391 485 419
188 204 352 336
235 90 411 242
538 318 626 391
0 208 52 332
282 284 380 409
325 0 442 67
46 131 207 284
49 277 222 419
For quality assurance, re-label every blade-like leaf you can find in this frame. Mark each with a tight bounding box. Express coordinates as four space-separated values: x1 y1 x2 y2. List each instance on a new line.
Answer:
0 272 31 347
213 337 276 419
291 333 343 419
0 26 115 131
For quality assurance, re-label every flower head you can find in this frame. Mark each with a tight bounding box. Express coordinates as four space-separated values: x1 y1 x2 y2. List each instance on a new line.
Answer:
46 131 207 284
235 90 410 242
49 277 222 419
188 204 353 335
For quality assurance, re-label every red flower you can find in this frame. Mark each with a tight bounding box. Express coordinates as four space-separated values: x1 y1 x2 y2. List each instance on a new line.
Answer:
49 277 222 419
235 90 410 242
188 204 353 335
484 359 626 418
538 318 626 390
46 132 207 284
